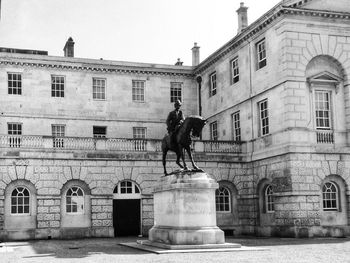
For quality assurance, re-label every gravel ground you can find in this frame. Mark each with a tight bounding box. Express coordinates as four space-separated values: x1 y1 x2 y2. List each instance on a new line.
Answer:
0 236 349 263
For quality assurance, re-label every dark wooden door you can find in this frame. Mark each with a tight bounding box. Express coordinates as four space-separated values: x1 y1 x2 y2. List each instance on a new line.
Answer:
113 199 140 236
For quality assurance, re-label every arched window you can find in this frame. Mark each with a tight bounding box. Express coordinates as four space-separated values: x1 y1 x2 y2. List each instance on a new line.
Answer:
265 185 274 212
11 187 30 214
322 182 338 210
113 180 140 199
215 186 231 212
66 186 84 214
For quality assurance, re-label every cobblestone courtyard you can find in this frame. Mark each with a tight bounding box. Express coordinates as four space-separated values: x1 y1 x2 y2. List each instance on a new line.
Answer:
0 237 349 263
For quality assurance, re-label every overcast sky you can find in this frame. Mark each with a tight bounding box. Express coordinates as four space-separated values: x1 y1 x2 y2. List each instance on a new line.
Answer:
0 0 281 65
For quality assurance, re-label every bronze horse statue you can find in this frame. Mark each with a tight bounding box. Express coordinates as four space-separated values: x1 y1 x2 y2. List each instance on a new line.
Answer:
162 116 207 175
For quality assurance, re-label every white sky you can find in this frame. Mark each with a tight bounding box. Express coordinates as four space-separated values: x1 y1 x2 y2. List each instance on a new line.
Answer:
0 0 281 65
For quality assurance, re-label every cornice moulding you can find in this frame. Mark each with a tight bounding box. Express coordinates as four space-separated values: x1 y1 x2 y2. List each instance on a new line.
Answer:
0 53 194 78
194 6 350 75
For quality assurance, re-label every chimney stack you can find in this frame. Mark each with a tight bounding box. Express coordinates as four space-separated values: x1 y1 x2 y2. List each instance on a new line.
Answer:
63 37 75 57
191 42 200 66
236 2 248 34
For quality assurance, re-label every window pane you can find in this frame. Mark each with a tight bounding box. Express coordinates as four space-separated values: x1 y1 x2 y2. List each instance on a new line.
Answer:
132 80 145 102
315 91 331 129
51 76 65 97
8 73 22 95
215 186 231 212
170 82 182 103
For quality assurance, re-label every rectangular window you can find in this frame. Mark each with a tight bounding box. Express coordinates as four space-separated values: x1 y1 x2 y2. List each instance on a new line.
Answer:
92 78 106 100
133 127 146 139
132 80 145 102
315 90 331 130
232 111 241 141
259 99 269 136
8 123 22 148
256 39 267 69
231 58 239 84
52 124 65 148
170 82 182 103
51 75 65 97
210 121 218 141
209 72 217 97
8 73 22 95
93 126 107 138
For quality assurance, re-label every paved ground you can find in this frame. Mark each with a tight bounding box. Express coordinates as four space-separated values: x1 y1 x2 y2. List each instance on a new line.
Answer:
0 236 349 263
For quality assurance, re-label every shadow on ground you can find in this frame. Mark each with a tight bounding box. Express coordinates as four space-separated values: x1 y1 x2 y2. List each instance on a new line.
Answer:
6 237 147 259
4 236 350 260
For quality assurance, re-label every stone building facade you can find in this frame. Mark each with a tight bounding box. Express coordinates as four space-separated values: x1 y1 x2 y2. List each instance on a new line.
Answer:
0 0 350 240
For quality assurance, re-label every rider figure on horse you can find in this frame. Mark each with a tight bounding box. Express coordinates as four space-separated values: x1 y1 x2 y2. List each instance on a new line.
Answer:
166 99 185 148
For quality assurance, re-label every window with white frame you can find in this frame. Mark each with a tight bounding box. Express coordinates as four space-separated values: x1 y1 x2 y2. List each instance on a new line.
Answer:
8 123 22 148
66 186 84 214
11 187 30 214
215 186 231 212
52 124 65 148
209 72 217 97
133 127 146 139
132 80 145 102
210 121 218 141
315 90 332 130
231 58 239 84
92 78 106 100
115 181 140 194
113 181 141 200
8 73 22 95
93 126 107 138
265 185 274 212
8 123 22 135
51 75 65 97
322 182 338 211
170 82 182 103
232 111 241 141
256 39 267 69
258 99 269 136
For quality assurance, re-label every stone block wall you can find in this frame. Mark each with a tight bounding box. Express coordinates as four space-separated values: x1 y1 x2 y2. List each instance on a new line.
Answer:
0 150 349 240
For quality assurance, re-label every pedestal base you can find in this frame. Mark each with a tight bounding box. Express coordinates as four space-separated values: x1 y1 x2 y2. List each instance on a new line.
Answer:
149 226 224 245
149 171 227 246
137 240 241 250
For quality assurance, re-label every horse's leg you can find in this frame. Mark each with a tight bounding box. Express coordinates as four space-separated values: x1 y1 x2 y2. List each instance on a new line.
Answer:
179 146 188 170
175 147 184 169
185 146 199 170
162 149 168 175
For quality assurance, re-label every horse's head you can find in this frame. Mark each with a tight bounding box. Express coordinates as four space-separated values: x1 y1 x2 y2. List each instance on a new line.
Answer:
189 116 207 137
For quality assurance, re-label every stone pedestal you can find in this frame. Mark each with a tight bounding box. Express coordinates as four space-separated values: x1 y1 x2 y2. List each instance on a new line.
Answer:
148 171 225 247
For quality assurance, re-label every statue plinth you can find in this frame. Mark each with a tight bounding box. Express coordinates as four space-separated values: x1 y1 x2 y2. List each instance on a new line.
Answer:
148 171 226 247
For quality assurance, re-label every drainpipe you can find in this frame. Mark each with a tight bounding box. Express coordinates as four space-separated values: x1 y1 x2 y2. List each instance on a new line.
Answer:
196 75 203 140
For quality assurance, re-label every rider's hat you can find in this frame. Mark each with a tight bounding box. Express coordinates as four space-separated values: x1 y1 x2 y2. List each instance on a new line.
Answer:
174 99 182 106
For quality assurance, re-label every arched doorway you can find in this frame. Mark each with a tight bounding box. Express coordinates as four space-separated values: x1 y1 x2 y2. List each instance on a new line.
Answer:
113 180 141 237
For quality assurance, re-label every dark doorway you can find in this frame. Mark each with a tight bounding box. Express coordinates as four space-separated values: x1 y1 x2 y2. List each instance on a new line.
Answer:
113 199 140 236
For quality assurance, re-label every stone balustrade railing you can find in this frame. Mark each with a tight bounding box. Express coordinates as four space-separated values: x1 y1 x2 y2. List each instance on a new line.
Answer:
316 130 334 144
0 135 242 154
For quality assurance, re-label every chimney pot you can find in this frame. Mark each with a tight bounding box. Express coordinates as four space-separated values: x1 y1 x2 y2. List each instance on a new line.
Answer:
175 58 183 66
63 37 75 57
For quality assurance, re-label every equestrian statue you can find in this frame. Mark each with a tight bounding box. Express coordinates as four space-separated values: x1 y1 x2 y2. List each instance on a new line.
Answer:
162 99 207 175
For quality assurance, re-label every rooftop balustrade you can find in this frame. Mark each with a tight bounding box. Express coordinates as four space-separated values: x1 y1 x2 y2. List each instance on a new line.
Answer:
0 135 243 154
